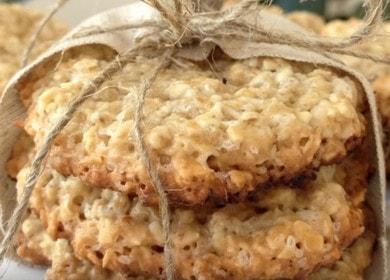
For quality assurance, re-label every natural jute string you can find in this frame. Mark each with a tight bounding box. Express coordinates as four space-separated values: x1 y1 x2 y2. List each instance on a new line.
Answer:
0 1 389 280
0 43 149 264
21 0 70 67
133 48 175 278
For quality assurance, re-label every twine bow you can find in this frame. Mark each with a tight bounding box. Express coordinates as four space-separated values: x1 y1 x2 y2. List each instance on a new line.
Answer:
0 1 389 280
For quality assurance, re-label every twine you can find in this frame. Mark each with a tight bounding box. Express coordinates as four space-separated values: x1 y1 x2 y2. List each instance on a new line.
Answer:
1 1 389 280
133 48 175 279
21 0 70 67
0 44 146 262
70 0 390 63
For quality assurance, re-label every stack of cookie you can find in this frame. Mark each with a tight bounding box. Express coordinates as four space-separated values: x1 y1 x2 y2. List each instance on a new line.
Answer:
6 33 378 279
1 2 385 280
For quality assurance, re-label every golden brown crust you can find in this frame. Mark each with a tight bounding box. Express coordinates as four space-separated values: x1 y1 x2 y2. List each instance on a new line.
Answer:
277 11 390 176
11 109 372 279
308 230 375 280
320 19 390 120
15 211 53 266
18 214 375 280
332 145 371 207
17 213 127 280
20 46 367 205
6 130 34 179
15 229 50 266
15 156 366 280
373 75 390 128
17 213 374 280
320 19 390 174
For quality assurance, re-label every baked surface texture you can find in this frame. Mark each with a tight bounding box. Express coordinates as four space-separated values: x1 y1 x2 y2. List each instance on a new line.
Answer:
17 212 373 280
20 46 366 205
308 230 375 280
321 19 390 82
15 151 368 280
0 4 67 92
321 19 390 171
289 12 390 175
268 9 390 132
321 19 390 121
16 213 127 280
6 130 34 179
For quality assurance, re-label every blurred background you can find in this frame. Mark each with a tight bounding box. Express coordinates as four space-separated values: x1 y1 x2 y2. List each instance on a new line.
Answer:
0 0 389 27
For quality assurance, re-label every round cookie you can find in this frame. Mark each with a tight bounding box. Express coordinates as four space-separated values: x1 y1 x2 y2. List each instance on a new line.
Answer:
17 212 374 280
16 156 367 280
20 46 366 205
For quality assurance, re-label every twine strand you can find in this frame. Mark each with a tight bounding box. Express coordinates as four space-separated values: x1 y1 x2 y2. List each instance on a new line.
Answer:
0 45 144 260
133 48 175 280
66 0 389 64
21 0 70 67
224 0 257 21
173 0 183 15
146 0 182 33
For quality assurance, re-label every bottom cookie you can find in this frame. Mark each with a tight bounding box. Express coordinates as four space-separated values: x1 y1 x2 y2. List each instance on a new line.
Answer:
16 163 365 280
16 212 374 280
16 213 126 280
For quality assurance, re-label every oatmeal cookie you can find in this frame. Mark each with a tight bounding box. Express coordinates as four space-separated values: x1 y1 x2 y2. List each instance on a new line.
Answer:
17 213 126 280
321 19 390 172
0 4 67 92
6 130 34 179
308 230 375 280
16 157 366 279
321 19 390 82
20 46 366 205
17 212 373 280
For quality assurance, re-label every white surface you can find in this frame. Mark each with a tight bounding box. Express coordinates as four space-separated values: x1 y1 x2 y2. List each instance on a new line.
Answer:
0 259 45 280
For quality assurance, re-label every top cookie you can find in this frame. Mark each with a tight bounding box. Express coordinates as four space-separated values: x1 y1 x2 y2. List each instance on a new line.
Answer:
0 4 67 92
321 19 390 171
21 46 366 205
